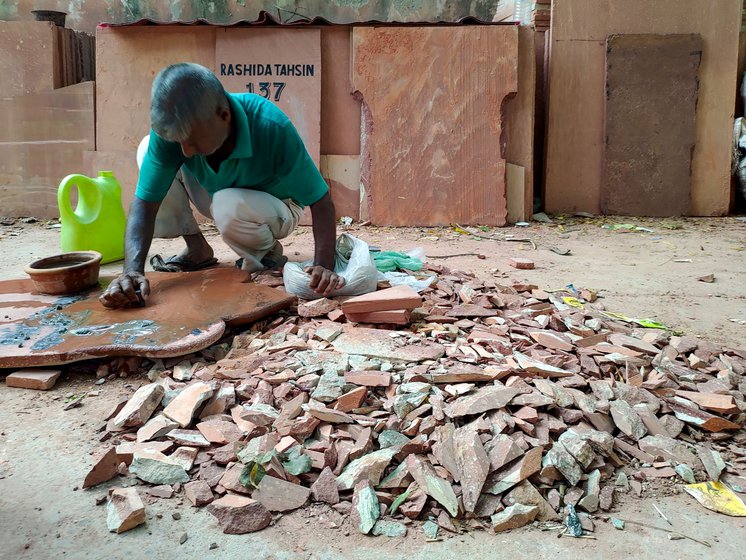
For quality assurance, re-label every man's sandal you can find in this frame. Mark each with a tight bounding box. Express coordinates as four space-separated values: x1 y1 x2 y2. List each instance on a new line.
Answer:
150 254 218 272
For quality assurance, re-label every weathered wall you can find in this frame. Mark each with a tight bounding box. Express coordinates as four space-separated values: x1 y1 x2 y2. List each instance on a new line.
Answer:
544 0 741 217
93 25 360 218
1 0 499 33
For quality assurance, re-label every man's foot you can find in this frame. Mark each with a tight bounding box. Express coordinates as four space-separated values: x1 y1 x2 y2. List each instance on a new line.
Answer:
260 241 288 271
150 233 217 272
150 254 218 272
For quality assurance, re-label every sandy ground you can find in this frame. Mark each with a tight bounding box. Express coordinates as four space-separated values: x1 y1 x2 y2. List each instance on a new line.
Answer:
1 216 746 558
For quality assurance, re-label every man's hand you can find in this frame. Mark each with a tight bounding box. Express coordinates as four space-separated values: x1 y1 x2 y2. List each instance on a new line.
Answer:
99 195 160 309
99 271 150 309
308 192 342 297
305 265 345 297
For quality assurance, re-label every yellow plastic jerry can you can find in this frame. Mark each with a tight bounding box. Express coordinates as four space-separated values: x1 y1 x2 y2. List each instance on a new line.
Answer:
58 171 126 264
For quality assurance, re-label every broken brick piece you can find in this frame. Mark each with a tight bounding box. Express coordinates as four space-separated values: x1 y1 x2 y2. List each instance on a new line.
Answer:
5 368 61 390
508 258 535 270
311 467 340 505
206 495 272 534
491 503 538 532
666 399 741 432
83 447 119 489
333 386 368 413
184 480 214 507
162 382 213 428
504 480 559 521
351 480 380 534
252 475 311 512
129 451 189 485
528 331 573 352
136 415 177 443
146 485 174 499
107 487 146 533
196 420 244 445
344 370 392 387
674 390 740 415
327 309 346 322
111 383 165 430
406 455 459 517
297 298 340 318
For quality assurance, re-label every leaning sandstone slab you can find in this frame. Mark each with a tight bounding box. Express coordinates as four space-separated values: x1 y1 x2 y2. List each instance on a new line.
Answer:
162 382 213 428
112 383 165 429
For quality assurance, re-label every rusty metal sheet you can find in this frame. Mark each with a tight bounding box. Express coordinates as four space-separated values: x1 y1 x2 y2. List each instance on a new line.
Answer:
97 6 499 27
0 267 294 368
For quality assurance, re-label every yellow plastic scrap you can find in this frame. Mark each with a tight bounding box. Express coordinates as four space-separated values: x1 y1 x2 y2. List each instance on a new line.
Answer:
684 481 746 517
562 297 585 309
600 311 668 330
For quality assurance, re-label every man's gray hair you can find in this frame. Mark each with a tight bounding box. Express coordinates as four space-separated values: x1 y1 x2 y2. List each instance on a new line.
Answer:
150 63 228 142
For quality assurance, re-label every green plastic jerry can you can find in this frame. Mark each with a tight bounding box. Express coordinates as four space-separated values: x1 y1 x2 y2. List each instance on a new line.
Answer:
58 171 126 264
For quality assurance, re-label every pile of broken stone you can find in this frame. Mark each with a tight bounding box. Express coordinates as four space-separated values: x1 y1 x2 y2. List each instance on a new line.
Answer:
89 262 746 538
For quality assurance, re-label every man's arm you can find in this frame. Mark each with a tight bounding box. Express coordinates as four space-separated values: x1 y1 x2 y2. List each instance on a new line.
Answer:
305 191 345 296
99 196 161 308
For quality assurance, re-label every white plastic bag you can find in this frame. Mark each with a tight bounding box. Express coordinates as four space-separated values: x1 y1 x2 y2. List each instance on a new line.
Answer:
377 271 436 293
283 233 378 300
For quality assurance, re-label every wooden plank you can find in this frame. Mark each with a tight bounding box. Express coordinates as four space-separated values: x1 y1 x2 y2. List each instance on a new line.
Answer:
504 26 536 223
534 30 548 208
545 0 740 216
602 34 701 216
352 26 518 226
738 32 746 117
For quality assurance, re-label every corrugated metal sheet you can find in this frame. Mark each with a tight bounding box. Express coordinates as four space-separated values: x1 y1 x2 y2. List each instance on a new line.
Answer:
1 0 502 34
95 0 501 26
99 11 500 27
102 12 502 27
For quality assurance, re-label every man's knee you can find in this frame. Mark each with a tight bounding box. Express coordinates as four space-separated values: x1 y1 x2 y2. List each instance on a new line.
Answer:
212 189 285 233
211 192 240 234
212 191 271 250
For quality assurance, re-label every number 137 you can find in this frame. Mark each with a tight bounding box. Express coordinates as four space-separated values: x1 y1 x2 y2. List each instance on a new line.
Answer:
246 82 286 102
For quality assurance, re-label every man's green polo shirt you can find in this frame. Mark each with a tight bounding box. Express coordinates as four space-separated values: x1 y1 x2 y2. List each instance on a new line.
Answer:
135 92 328 207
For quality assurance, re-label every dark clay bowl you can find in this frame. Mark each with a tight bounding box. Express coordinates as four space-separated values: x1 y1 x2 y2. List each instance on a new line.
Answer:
24 251 102 295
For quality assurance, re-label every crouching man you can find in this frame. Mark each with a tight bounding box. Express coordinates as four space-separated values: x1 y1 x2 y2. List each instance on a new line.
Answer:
101 63 344 308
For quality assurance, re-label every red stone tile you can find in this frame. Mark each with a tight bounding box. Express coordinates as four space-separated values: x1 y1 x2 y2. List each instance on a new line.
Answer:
352 26 517 226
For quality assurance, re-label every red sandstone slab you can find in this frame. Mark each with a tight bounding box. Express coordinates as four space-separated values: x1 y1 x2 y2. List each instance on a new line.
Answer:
342 285 421 315
5 368 61 390
509 258 535 270
352 26 518 226
0 267 294 368
344 309 412 325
